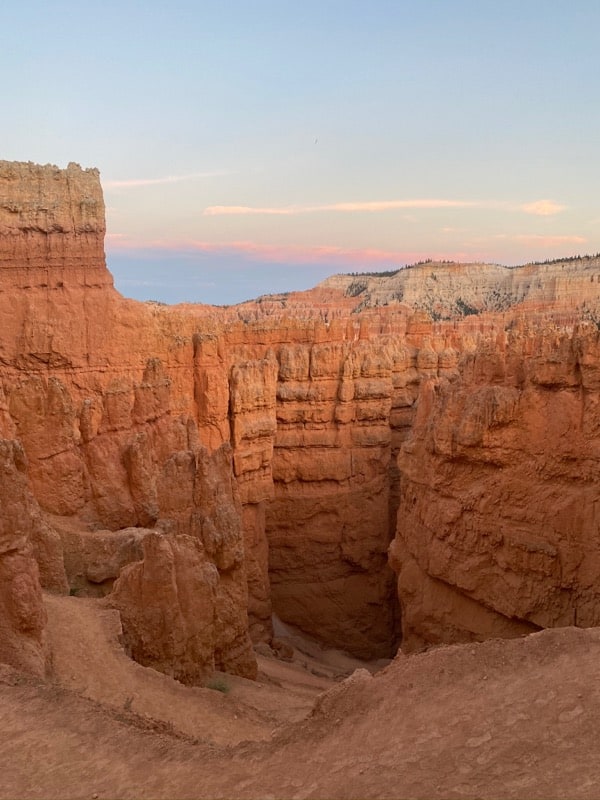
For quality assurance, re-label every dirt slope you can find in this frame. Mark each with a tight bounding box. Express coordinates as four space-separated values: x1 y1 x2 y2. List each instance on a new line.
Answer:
3 596 600 799
44 593 347 745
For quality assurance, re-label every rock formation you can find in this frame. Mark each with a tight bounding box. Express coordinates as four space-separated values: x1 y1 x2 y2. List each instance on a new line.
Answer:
390 316 600 649
0 439 49 677
1 159 600 682
0 161 259 681
321 257 600 317
108 443 258 681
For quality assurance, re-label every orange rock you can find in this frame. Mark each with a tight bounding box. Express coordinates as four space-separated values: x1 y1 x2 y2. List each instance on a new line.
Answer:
392 321 600 649
2 159 600 676
108 531 221 683
107 444 257 682
0 439 54 676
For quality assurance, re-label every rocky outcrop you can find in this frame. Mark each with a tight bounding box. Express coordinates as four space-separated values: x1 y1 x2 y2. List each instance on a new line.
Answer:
0 163 260 681
0 439 50 676
321 257 600 317
107 443 256 682
390 318 600 650
0 160 106 273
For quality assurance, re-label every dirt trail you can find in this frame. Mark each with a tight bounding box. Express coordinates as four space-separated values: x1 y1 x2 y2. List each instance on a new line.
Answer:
44 594 348 744
3 597 600 799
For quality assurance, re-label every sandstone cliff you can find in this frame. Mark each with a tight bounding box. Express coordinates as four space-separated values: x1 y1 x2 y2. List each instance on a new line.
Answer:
1 160 600 682
390 316 600 649
0 439 50 676
0 160 107 273
321 256 600 317
0 162 259 681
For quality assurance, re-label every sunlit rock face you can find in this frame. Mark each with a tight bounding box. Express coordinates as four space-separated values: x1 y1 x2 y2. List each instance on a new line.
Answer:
0 161 256 680
0 160 107 274
1 160 600 676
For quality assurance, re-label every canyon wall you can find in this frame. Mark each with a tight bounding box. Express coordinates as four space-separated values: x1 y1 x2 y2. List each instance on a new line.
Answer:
0 438 50 676
390 317 600 649
321 257 600 317
0 162 259 679
1 160 600 680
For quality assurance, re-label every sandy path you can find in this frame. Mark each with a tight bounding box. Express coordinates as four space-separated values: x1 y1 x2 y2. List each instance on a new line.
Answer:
45 594 272 744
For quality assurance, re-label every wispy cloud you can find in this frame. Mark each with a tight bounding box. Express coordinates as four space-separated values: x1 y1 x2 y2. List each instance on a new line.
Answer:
203 199 478 216
492 233 586 247
104 170 232 189
519 200 566 216
210 241 412 264
204 197 569 217
513 234 586 246
204 205 296 216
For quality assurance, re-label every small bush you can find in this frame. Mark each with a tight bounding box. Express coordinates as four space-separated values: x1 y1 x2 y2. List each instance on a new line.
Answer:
456 297 479 316
347 280 367 297
206 676 230 694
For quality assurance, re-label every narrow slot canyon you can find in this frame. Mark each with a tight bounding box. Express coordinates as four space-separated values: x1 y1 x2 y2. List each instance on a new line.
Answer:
218 328 418 664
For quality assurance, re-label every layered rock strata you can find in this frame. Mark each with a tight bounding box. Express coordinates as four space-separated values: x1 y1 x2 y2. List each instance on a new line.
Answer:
0 162 259 679
1 160 600 678
321 256 600 317
390 317 600 649
0 160 107 276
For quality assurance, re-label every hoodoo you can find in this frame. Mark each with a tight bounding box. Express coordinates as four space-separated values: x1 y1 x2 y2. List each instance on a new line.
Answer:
1 160 600 684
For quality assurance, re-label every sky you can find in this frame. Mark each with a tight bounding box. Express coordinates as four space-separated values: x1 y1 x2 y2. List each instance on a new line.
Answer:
2 0 600 305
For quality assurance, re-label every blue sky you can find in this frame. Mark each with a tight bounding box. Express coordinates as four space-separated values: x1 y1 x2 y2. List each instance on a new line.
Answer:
3 1 600 304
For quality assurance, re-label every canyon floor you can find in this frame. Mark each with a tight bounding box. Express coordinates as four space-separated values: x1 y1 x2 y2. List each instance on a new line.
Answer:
3 596 600 799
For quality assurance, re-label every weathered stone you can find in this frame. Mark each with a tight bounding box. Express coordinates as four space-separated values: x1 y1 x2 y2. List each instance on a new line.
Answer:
0 439 52 676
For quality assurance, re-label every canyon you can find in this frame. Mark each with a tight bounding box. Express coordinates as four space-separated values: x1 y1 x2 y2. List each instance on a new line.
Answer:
1 160 600 798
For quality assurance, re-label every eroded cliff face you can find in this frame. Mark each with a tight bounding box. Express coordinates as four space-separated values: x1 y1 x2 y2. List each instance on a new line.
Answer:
390 318 600 650
321 257 600 318
0 162 260 680
108 443 257 682
2 160 600 679
0 160 107 273
188 325 410 657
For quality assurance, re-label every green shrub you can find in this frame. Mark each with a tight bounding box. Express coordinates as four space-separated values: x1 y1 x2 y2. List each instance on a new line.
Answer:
206 676 230 694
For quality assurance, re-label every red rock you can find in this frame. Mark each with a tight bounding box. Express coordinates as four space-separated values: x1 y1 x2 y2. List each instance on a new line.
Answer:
0 439 51 676
2 159 600 677
107 444 257 682
108 531 220 683
391 321 600 650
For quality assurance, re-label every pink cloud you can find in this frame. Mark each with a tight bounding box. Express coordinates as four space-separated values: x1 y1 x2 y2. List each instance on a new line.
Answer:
204 197 571 218
105 234 475 267
106 232 587 270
